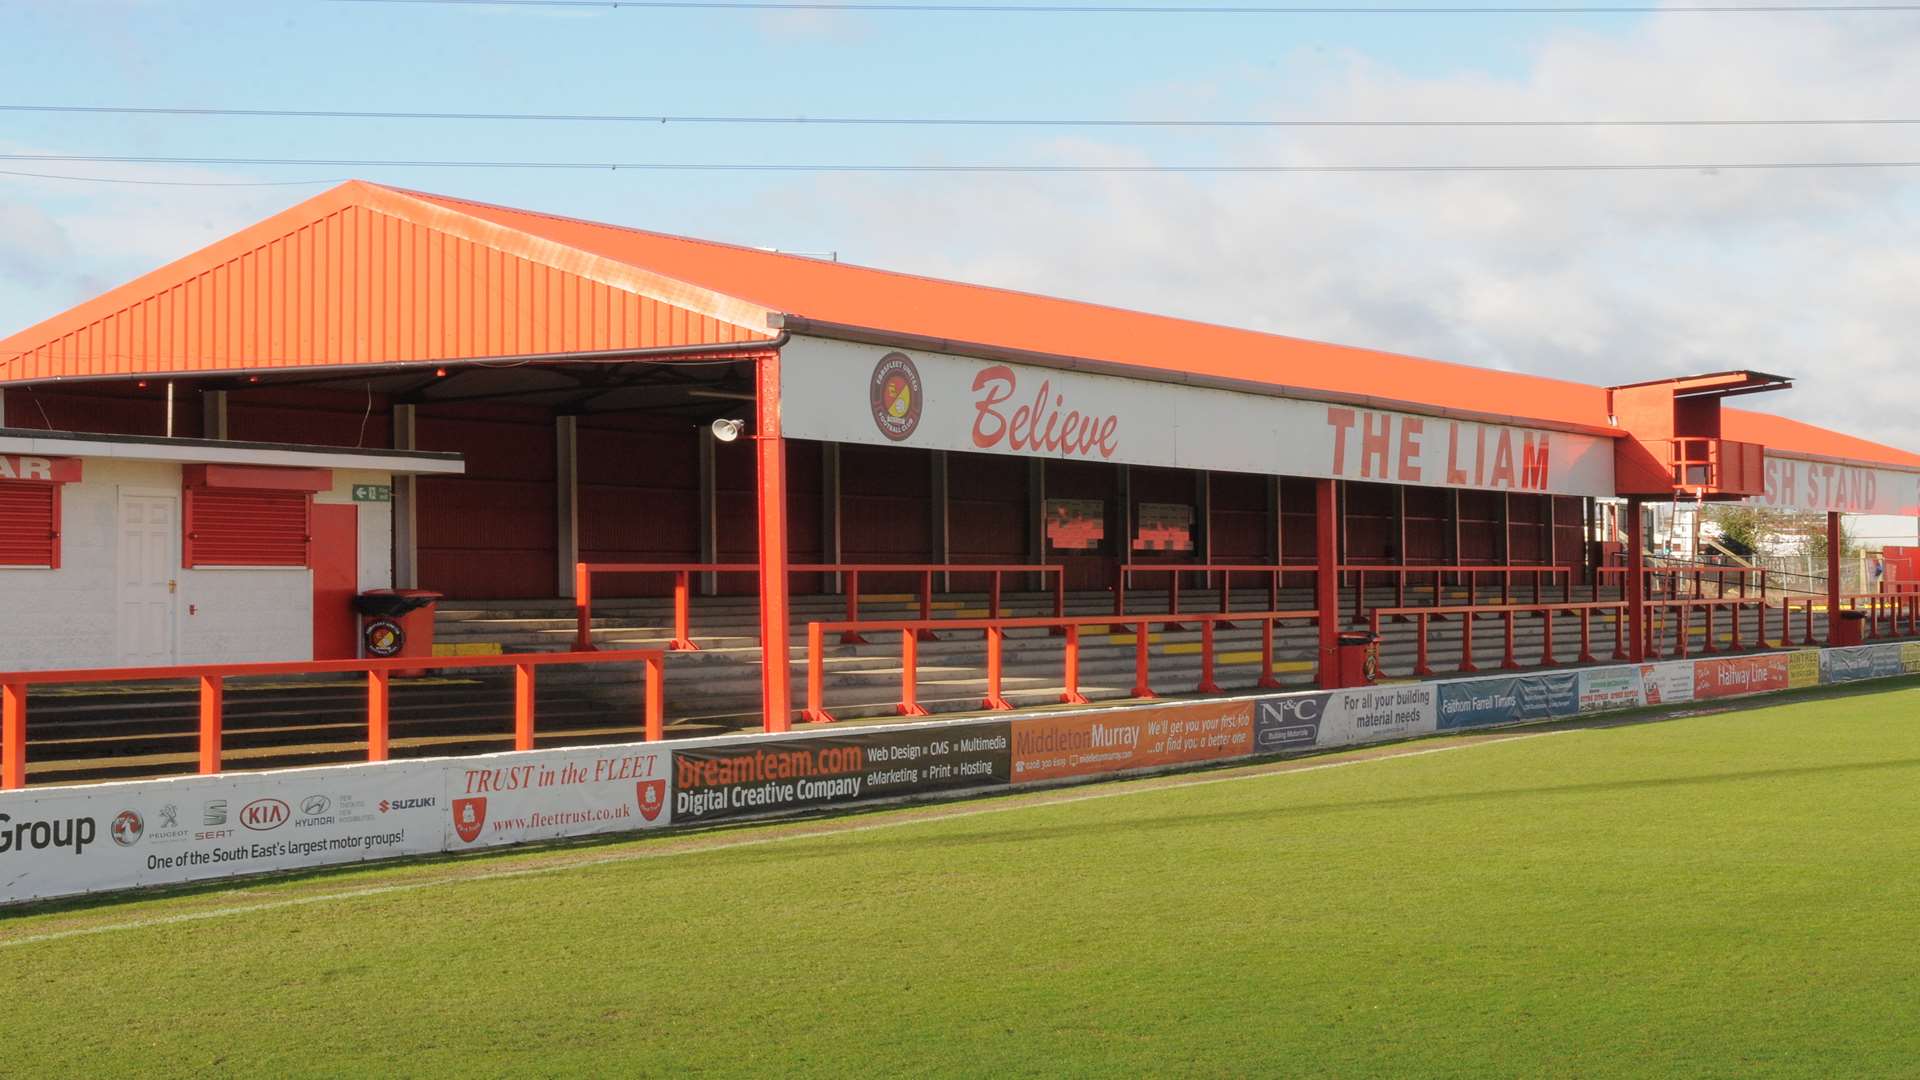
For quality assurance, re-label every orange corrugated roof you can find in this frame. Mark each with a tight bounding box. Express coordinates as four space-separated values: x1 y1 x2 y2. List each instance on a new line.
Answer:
4 180 1916 473
0 181 774 384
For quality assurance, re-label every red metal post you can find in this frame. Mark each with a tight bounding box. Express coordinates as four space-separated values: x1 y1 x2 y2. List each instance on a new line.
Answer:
918 569 937 641
1133 620 1155 699
1315 479 1340 689
1626 498 1647 663
670 570 698 651
1257 616 1283 690
1701 602 1717 654
573 562 594 651
1611 602 1627 661
983 626 1012 710
644 654 665 741
1803 597 1816 646
198 674 223 775
1730 601 1744 651
1539 608 1556 667
2 682 25 789
1413 612 1432 676
1578 608 1595 664
755 351 794 733
898 629 930 717
1676 605 1690 659
803 622 833 724
840 570 867 645
1459 605 1478 674
1501 610 1519 670
366 669 390 762
1196 619 1222 694
1113 563 1127 617
514 661 536 751
1166 571 1186 631
1062 624 1090 705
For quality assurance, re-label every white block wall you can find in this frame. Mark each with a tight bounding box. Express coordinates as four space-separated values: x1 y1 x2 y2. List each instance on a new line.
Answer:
0 458 397 672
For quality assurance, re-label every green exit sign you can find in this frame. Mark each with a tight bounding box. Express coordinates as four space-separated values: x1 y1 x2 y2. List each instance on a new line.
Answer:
352 484 393 503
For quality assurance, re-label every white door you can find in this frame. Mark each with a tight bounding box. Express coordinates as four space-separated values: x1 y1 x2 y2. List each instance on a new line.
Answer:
118 492 178 666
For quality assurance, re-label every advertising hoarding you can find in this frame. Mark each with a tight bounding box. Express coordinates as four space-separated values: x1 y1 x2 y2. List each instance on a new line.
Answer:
1692 654 1794 700
1315 684 1439 746
673 725 1012 824
1639 662 1696 706
0 762 447 905
1435 673 1580 731
781 337 1617 497
1252 693 1332 754
1578 668 1645 713
1743 455 1920 516
446 745 672 849
1010 701 1254 784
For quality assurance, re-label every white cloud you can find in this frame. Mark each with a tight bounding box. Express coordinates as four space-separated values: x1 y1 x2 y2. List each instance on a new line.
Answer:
751 13 1920 451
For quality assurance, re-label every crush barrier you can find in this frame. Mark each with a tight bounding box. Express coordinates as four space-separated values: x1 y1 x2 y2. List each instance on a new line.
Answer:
1595 562 1769 600
0 650 666 790
5 638 1916 907
573 561 1067 650
802 609 1321 723
1110 562 1579 626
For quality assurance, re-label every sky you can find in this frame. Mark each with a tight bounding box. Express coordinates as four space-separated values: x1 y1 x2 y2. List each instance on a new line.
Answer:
2 0 1918 450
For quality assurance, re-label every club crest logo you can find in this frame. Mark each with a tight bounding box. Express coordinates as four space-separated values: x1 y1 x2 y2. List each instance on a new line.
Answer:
869 352 923 441
636 780 666 823
452 797 487 844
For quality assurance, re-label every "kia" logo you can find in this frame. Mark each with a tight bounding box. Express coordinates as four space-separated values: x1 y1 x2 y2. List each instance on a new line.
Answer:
240 798 290 831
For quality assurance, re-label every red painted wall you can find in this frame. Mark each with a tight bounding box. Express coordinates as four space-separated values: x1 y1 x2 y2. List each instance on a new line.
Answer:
416 403 556 599
1209 472 1269 562
949 450 1028 563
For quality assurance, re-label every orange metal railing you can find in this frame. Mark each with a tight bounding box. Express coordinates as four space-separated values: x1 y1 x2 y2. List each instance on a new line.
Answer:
0 649 666 790
574 561 1067 651
802 609 1320 723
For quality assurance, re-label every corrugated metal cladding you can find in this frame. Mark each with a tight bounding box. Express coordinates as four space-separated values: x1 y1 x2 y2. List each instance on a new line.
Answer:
0 202 767 383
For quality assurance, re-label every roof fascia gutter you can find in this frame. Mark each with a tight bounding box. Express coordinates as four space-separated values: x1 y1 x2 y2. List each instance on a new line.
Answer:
0 426 467 474
0 338 784 391
771 314 1624 442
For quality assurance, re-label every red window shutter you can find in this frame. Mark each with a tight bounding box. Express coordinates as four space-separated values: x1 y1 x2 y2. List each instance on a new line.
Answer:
0 480 60 568
184 488 312 567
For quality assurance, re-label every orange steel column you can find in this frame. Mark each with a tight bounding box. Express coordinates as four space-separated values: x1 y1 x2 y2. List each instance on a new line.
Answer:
756 351 794 733
1626 498 1647 663
1315 478 1341 688
198 674 224 775
2 682 25 789
1826 511 1843 645
514 661 536 751
366 669 391 762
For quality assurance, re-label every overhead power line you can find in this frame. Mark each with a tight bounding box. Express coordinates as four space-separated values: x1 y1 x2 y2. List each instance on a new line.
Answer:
0 168 348 188
8 152 1920 173
325 0 1920 13
11 103 1920 128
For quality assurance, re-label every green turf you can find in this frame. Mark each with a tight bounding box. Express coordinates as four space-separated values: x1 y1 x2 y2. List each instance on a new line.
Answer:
7 680 1920 1078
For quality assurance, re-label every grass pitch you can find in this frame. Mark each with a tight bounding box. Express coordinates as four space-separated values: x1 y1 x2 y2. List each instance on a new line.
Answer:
6 679 1920 1078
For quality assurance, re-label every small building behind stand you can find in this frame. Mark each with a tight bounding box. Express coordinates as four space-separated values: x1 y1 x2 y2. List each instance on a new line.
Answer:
0 428 462 671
